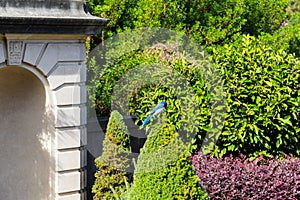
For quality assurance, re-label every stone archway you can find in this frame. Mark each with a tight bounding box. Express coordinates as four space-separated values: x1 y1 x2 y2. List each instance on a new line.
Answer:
0 38 89 199
0 1 109 199
0 66 51 199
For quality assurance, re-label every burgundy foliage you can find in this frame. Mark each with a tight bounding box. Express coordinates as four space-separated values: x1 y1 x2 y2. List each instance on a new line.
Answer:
192 152 300 199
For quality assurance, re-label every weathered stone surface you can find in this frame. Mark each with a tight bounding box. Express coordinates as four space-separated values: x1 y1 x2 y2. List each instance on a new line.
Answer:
57 193 81 200
57 171 81 193
0 38 90 199
0 42 6 64
56 127 87 149
0 66 51 200
38 43 85 75
48 62 86 90
57 150 81 171
56 105 86 127
0 0 90 17
0 0 109 34
81 168 87 190
7 40 24 65
82 148 87 168
0 1 107 198
54 84 86 105
56 106 82 127
23 43 45 66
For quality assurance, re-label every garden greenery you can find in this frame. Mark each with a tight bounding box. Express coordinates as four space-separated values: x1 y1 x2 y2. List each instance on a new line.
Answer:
91 38 299 196
126 122 209 199
90 35 300 158
88 0 300 199
192 152 300 199
212 35 300 157
88 0 290 47
92 110 131 200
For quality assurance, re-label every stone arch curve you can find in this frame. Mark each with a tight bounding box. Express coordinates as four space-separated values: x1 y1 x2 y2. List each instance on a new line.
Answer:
0 65 53 199
0 37 88 199
20 63 56 108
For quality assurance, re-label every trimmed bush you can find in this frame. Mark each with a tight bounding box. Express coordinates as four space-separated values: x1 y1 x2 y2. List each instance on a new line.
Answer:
129 156 209 199
92 110 131 200
89 41 214 147
126 122 209 199
192 152 300 199
92 50 164 117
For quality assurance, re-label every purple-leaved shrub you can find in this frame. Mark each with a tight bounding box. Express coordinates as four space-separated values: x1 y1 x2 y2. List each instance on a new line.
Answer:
192 152 300 199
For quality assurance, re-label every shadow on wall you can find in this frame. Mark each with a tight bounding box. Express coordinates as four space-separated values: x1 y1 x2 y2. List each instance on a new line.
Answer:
0 66 52 199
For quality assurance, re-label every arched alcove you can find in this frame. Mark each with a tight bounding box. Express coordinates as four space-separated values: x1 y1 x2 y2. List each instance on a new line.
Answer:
0 0 109 198
0 66 52 199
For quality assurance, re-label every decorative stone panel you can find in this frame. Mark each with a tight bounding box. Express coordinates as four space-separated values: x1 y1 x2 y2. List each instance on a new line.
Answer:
7 40 24 65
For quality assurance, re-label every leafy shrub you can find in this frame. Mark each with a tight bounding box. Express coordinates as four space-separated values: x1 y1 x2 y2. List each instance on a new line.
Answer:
212 35 300 157
88 0 289 46
241 0 289 36
93 110 131 200
258 20 300 58
90 42 213 145
192 152 300 199
287 0 300 19
92 50 164 117
126 122 209 199
90 33 300 159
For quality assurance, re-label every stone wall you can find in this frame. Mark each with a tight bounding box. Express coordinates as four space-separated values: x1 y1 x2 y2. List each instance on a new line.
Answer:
0 34 87 200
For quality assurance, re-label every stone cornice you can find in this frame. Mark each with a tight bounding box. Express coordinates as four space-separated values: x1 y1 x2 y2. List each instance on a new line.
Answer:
0 0 109 34
0 16 109 34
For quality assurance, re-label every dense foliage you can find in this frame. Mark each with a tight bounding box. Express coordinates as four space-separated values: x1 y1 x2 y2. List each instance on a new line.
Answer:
90 33 300 158
89 38 226 155
89 0 300 199
259 0 300 58
192 152 300 199
212 35 300 157
93 111 131 200
88 0 289 47
127 122 209 199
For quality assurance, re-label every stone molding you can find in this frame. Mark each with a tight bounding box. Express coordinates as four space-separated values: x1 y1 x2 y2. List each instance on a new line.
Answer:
0 34 88 200
0 0 110 34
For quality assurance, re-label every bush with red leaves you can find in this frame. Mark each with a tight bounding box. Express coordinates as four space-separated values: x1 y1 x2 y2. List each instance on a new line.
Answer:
192 152 300 199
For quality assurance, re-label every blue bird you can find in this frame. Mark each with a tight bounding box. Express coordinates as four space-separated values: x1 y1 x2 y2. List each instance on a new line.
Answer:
142 101 167 128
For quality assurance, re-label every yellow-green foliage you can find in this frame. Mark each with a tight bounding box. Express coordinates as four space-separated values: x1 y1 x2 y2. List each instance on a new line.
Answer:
89 0 289 46
212 35 300 157
126 122 209 199
93 110 131 200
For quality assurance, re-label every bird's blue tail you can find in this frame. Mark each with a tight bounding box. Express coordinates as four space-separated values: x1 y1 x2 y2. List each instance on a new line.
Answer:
142 114 153 128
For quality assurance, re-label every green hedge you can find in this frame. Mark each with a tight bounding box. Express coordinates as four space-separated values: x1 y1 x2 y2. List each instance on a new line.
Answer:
212 35 300 157
92 110 131 200
92 111 209 199
126 122 209 199
91 36 299 198
91 33 299 159
258 13 300 58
